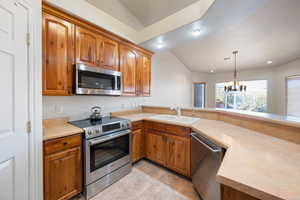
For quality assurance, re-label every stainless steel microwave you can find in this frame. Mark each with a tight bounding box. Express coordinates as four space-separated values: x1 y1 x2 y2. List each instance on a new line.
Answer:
75 63 122 96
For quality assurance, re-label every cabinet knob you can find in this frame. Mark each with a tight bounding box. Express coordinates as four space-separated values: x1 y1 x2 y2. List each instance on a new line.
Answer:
63 142 68 146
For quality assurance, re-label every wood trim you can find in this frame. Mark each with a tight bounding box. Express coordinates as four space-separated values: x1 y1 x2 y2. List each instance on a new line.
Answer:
42 2 153 56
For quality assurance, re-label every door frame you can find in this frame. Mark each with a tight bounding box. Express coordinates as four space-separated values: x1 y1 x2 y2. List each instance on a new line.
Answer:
193 82 206 108
20 0 43 200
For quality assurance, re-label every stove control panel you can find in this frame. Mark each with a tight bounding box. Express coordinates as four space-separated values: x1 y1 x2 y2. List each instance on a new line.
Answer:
84 120 131 139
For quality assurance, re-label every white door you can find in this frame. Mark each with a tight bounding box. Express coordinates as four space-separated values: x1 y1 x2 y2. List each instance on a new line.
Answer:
0 1 29 200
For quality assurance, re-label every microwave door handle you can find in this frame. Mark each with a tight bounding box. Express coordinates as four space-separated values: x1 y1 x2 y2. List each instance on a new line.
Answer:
89 129 131 146
114 76 118 90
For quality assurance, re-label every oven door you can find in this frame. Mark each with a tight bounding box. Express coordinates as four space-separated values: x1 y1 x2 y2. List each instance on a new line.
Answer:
85 129 131 185
76 63 121 96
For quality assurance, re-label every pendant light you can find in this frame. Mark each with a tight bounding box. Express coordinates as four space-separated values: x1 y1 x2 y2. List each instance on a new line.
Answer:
224 51 246 93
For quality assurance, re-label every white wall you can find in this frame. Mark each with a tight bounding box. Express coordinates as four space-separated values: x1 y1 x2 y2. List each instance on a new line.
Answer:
43 51 192 119
192 58 300 115
86 0 144 30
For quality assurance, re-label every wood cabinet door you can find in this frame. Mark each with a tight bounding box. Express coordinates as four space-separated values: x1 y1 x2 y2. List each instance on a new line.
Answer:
42 13 74 95
120 45 137 96
132 129 144 163
145 131 166 166
166 134 190 176
44 146 82 200
140 55 151 96
101 37 119 71
75 26 99 66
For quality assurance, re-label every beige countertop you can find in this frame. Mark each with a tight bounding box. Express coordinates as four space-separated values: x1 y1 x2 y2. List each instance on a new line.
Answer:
43 113 300 200
43 118 83 141
184 107 300 129
116 112 300 200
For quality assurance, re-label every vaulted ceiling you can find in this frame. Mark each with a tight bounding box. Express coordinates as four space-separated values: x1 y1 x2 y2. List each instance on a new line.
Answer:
170 0 300 72
119 0 199 27
86 0 300 73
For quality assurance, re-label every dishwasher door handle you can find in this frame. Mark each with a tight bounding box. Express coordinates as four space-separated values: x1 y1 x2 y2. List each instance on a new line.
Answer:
191 133 221 153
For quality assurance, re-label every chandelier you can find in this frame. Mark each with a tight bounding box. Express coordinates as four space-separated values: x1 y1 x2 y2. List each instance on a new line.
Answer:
224 51 246 92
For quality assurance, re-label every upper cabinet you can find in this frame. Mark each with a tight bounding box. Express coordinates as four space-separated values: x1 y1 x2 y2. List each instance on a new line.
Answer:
120 44 137 96
120 45 152 97
42 2 152 96
137 53 151 96
101 37 119 71
75 26 119 71
75 26 100 66
42 13 74 96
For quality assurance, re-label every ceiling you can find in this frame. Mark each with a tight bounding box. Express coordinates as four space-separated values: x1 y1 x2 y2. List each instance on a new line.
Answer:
170 0 300 72
119 0 200 27
86 0 300 73
87 0 200 29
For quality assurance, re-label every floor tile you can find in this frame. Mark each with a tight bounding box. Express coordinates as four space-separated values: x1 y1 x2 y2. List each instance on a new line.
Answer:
74 160 199 200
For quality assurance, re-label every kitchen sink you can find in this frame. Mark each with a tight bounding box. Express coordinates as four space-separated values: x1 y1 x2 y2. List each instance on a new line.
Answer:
148 114 199 125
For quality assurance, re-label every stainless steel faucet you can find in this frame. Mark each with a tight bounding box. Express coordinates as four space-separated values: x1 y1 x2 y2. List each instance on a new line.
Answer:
171 106 181 116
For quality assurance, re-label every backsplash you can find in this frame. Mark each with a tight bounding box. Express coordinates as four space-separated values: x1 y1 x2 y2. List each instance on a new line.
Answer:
43 96 149 120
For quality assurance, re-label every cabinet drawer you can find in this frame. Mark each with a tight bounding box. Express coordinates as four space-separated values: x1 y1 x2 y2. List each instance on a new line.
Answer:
44 134 82 155
132 121 143 130
145 121 191 137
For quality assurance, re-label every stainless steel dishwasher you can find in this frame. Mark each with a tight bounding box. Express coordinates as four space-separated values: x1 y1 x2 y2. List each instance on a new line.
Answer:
191 132 223 200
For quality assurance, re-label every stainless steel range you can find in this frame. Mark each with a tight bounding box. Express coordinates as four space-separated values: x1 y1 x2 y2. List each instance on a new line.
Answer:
69 116 132 199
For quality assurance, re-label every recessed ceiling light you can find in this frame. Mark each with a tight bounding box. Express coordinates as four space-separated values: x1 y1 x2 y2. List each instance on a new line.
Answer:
192 29 201 36
267 60 273 64
156 42 165 49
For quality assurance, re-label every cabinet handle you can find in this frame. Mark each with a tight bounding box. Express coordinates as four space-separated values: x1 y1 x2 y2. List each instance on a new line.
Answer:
88 47 92 60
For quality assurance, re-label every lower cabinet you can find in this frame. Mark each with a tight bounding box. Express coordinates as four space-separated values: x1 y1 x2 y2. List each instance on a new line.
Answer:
132 128 144 163
144 121 191 177
145 131 166 166
131 121 145 163
166 134 190 176
221 185 260 200
131 120 191 177
44 134 83 200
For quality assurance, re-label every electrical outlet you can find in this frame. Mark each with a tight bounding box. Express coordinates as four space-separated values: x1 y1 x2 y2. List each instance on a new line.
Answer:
54 105 63 114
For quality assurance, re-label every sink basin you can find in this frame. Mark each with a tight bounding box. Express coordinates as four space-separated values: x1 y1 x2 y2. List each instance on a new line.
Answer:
148 114 199 125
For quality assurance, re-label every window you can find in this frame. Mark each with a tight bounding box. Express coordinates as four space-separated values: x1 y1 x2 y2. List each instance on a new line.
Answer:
216 80 267 112
194 83 206 108
286 76 300 117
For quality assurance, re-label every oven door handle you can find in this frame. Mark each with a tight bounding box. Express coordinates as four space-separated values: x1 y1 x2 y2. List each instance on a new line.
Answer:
88 129 131 146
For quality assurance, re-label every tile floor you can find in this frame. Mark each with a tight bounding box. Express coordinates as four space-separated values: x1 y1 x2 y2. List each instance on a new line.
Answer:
75 160 200 200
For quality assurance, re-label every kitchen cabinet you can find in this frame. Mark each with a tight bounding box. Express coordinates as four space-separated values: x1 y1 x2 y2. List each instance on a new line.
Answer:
120 44 137 96
166 134 190 176
221 185 260 200
131 121 145 163
44 134 83 200
137 53 151 96
101 37 119 71
42 2 153 96
75 26 100 66
144 121 191 177
145 130 166 166
42 12 74 96
76 26 119 71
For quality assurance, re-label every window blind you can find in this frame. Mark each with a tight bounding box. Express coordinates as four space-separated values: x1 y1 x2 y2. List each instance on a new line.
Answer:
287 76 300 117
